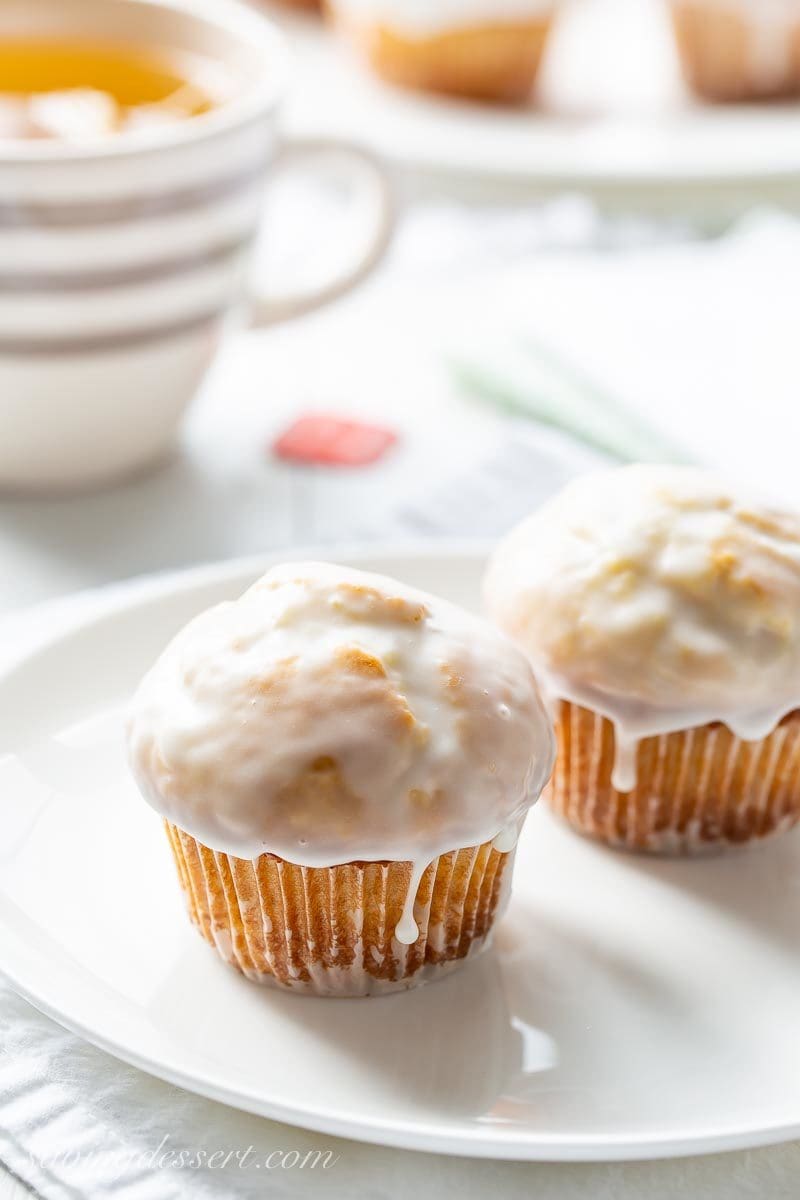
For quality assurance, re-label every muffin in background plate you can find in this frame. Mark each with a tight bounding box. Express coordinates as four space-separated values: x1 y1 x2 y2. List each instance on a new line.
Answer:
271 0 321 11
128 562 554 996
325 0 558 103
670 0 800 100
484 465 800 855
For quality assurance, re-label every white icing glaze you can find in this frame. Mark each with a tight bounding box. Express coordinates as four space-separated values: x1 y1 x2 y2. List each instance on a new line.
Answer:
329 0 555 36
128 562 554 942
484 465 800 792
395 858 428 945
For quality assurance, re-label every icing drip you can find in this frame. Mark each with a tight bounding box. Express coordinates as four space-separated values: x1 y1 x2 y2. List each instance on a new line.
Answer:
611 723 639 794
540 669 800 794
492 817 525 853
396 821 524 946
395 858 427 945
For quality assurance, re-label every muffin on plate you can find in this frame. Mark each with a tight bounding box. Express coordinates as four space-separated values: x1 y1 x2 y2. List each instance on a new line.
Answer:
484 465 800 855
128 562 554 995
325 0 557 103
272 0 321 11
669 0 800 101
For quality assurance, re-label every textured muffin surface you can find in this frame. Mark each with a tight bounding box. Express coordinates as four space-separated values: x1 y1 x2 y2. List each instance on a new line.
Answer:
128 561 554 867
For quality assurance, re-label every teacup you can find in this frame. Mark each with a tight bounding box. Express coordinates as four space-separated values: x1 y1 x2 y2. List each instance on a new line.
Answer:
0 0 394 491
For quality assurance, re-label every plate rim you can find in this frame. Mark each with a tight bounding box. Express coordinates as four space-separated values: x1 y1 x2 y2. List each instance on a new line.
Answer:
1 542 799 1163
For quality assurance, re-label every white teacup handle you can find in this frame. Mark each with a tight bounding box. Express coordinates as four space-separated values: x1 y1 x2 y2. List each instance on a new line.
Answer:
248 137 395 326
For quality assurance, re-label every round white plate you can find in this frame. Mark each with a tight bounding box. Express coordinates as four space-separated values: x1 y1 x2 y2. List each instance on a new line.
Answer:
268 0 800 211
0 545 799 1162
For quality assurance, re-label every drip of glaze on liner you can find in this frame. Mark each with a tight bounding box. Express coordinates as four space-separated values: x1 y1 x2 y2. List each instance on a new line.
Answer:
493 818 522 853
394 858 427 945
611 724 639 793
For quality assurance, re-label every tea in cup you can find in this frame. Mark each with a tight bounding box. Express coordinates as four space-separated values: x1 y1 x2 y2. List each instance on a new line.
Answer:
0 0 393 490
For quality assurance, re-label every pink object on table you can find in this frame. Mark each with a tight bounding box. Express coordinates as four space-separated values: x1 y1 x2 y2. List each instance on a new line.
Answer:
272 414 398 467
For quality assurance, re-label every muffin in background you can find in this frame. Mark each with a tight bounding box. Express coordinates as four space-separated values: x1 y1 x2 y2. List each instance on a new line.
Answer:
485 465 800 855
670 0 800 101
325 0 557 103
271 0 321 11
128 562 554 995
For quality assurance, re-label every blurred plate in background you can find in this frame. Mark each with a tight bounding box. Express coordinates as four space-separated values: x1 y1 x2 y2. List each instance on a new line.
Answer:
268 0 800 221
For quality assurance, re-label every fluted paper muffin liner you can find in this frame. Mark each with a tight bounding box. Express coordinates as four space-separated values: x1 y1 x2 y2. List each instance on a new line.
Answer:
329 13 554 103
165 822 514 995
547 700 800 855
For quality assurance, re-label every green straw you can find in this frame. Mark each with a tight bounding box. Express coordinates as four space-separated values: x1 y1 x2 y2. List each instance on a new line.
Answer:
450 333 695 465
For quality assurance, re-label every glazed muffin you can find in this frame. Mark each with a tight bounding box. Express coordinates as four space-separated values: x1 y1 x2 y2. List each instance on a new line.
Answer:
670 0 800 101
325 0 557 103
128 562 554 995
485 466 800 855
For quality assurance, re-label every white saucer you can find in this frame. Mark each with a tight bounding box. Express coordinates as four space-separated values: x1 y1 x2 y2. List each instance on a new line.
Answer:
0 545 798 1161
270 0 800 215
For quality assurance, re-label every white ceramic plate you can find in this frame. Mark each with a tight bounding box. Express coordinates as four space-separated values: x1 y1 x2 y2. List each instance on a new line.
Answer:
0 545 799 1162
270 0 800 210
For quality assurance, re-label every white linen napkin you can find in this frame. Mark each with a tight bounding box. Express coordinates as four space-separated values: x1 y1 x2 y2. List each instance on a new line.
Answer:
1 976 798 1200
